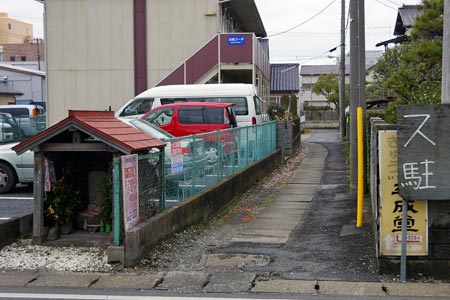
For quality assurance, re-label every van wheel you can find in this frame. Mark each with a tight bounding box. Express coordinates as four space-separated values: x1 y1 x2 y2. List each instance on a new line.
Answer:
0 162 17 194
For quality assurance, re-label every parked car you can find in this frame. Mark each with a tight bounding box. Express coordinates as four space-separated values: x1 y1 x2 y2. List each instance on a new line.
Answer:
0 104 46 138
115 83 266 126
0 142 34 193
141 102 237 137
0 112 25 141
129 119 209 178
141 102 238 164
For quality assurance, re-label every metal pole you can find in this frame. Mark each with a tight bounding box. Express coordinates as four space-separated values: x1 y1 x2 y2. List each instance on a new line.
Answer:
400 199 408 282
357 106 364 227
442 0 450 103
339 0 346 138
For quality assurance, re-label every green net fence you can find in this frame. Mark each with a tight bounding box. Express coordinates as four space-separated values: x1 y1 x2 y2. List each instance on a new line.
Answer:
112 121 276 245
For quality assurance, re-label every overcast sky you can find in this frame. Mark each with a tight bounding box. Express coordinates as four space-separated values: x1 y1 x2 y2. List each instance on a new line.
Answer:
1 0 423 65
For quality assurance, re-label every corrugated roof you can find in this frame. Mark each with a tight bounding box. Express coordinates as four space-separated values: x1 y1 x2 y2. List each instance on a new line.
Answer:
270 64 299 93
13 110 165 155
0 63 45 77
300 65 351 76
394 5 424 36
0 82 23 96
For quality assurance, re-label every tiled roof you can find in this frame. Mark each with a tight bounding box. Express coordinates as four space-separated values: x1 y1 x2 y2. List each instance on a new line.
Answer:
270 64 299 93
394 5 424 36
13 110 165 155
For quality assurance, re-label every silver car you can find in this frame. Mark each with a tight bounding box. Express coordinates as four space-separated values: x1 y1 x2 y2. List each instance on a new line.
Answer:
0 142 33 193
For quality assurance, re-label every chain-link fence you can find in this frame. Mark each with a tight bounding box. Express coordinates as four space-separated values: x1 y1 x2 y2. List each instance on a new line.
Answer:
112 121 276 245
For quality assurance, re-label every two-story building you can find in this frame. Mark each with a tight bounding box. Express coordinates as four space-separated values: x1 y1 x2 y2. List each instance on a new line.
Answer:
40 0 270 125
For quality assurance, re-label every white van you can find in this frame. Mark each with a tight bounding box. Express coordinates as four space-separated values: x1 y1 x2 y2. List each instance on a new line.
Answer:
115 84 266 126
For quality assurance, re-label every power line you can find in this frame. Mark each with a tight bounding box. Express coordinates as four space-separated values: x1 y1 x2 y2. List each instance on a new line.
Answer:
373 0 397 10
267 0 338 38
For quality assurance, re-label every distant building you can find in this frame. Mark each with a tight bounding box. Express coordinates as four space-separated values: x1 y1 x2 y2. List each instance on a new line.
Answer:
0 42 45 66
0 13 33 44
0 81 23 105
270 63 299 111
0 63 46 103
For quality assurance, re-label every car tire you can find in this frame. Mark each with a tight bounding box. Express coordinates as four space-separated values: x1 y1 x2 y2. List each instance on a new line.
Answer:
0 162 17 194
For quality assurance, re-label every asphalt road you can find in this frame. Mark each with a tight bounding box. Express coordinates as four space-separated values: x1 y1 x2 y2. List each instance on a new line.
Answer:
0 184 33 219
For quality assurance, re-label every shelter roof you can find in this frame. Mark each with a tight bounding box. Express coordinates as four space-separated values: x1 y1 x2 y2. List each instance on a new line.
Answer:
13 110 166 155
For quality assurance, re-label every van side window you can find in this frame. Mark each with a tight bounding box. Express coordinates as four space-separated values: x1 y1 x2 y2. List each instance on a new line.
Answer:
179 107 205 124
161 98 188 105
254 96 262 115
0 108 28 117
144 107 173 126
202 97 248 115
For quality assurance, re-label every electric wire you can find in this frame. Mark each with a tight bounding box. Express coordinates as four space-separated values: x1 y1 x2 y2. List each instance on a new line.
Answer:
267 0 338 38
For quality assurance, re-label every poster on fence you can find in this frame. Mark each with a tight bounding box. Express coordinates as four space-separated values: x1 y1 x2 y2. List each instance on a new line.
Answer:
170 141 183 175
121 154 139 231
378 130 428 256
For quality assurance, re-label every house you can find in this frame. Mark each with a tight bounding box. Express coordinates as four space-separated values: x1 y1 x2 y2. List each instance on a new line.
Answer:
40 0 270 126
0 63 46 104
0 81 23 105
300 64 350 109
270 63 299 111
0 13 33 44
376 4 424 49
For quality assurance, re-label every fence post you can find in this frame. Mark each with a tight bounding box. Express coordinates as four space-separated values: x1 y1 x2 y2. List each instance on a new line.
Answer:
113 157 121 246
160 150 166 211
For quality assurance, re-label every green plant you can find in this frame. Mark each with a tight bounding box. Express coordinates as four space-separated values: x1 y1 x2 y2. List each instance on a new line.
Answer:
44 165 81 225
267 103 296 121
97 171 113 225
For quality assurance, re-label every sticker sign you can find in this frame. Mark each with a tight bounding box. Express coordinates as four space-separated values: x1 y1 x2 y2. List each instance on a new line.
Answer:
397 104 450 200
121 154 139 231
228 36 245 45
378 130 428 256
170 141 183 175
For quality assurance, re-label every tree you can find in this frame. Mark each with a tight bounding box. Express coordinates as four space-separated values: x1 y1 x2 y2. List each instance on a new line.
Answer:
313 73 340 110
369 0 443 123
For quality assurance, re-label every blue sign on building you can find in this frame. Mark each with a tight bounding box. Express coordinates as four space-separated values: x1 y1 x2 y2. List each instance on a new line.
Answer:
228 36 245 45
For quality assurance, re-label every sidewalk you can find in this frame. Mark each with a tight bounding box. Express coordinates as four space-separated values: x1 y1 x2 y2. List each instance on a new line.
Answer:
1 130 449 297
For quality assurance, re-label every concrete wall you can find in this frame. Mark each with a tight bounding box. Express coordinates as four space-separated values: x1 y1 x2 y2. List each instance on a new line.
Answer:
370 120 450 279
276 118 301 157
110 149 282 266
0 214 33 249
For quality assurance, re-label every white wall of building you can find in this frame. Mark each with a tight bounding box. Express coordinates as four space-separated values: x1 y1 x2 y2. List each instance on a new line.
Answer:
147 0 218 87
45 0 135 125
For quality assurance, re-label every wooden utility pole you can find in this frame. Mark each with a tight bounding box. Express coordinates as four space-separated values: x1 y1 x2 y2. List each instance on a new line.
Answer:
350 0 366 196
339 0 346 138
442 0 450 103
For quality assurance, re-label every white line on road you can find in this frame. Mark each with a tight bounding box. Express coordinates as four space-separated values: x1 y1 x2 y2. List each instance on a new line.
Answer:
0 293 298 300
0 197 33 200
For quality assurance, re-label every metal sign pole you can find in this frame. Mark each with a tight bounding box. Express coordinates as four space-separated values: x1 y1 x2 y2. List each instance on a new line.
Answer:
400 199 408 282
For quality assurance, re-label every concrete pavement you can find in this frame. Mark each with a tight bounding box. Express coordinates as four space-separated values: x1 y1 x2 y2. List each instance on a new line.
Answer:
1 129 449 298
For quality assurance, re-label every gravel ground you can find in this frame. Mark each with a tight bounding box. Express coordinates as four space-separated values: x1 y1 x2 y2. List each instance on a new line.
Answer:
0 145 309 274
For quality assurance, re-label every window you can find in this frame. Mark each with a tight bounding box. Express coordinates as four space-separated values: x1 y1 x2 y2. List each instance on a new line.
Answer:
120 98 154 116
10 56 15 62
8 23 11 30
205 108 225 124
144 107 173 126
21 56 26 62
254 96 262 115
178 107 204 124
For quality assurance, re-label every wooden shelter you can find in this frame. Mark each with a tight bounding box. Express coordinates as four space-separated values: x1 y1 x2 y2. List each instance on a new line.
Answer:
13 110 165 244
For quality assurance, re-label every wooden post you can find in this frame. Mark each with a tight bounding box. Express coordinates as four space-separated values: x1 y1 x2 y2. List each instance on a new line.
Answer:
32 151 46 244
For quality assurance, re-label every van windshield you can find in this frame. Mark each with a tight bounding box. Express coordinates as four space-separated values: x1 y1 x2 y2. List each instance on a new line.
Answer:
121 98 154 116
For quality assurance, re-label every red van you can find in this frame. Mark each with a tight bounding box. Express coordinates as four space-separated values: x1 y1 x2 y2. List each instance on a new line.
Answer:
141 102 237 137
